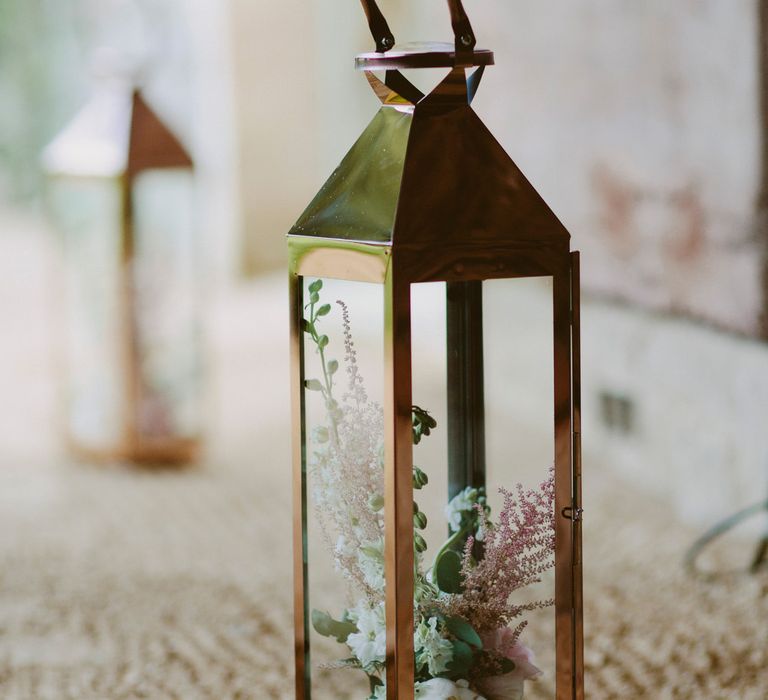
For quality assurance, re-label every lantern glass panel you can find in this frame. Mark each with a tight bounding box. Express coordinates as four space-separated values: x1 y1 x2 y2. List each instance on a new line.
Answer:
50 175 125 450
409 277 556 698
410 282 449 558
484 276 556 698
300 276 385 698
131 168 200 442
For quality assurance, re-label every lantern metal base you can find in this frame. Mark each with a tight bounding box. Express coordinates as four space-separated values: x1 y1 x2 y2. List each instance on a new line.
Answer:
67 437 201 467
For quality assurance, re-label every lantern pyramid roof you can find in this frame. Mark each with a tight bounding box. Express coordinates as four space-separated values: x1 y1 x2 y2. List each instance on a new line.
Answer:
42 83 192 178
288 69 569 249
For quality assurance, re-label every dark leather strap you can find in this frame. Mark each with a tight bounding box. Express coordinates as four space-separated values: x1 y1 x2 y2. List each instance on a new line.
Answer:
359 0 396 53
447 0 476 53
358 0 477 56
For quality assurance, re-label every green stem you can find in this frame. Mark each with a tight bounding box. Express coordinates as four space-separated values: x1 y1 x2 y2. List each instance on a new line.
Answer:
306 297 339 444
430 523 470 574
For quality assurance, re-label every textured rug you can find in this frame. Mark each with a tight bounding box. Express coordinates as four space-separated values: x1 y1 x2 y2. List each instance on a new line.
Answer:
1 454 766 700
1 229 766 698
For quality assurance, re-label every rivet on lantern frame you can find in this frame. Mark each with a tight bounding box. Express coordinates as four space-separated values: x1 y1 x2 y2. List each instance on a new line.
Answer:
288 1 584 698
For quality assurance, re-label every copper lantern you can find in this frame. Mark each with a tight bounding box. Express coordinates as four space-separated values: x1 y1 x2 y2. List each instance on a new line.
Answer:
288 2 583 699
42 78 202 465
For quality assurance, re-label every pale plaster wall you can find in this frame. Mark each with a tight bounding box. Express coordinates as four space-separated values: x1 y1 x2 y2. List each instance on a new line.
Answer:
234 0 765 336
227 1 768 523
581 298 768 527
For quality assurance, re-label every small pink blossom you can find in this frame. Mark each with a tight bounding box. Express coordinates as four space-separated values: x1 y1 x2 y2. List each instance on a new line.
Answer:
474 633 541 700
480 629 542 682
450 469 555 632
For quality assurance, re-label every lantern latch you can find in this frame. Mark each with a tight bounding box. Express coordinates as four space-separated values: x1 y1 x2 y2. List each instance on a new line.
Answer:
562 505 584 522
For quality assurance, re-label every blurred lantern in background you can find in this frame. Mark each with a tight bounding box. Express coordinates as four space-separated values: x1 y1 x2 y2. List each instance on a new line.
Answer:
42 67 202 465
288 1 584 698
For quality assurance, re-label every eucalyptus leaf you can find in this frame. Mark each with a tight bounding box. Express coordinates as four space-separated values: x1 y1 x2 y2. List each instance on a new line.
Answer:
445 616 482 649
318 335 329 349
316 304 332 317
412 467 428 489
444 639 473 678
434 549 463 594
498 657 517 674
310 292 320 304
308 280 323 293
327 359 339 374
305 379 323 392
311 609 357 643
360 546 381 559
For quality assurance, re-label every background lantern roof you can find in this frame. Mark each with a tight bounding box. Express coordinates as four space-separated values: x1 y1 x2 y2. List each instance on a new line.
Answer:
42 83 192 178
288 66 570 250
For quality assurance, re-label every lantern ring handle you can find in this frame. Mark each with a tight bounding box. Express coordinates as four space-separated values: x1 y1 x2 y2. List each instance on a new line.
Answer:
358 0 477 56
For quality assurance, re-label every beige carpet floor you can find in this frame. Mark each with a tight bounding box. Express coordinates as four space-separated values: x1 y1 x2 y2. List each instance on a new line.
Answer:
1 225 767 698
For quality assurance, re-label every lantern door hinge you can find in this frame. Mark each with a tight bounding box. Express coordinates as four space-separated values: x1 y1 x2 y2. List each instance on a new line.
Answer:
562 505 584 521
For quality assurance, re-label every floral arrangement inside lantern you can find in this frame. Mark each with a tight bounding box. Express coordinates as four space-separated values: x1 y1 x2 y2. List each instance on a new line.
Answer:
304 280 555 700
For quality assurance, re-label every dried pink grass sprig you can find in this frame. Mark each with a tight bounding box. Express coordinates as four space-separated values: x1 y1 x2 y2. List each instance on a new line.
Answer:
449 468 556 632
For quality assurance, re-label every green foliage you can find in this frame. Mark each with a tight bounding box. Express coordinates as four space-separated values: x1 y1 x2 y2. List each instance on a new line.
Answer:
434 549 463 594
414 533 428 553
498 656 517 674
445 617 482 649
311 609 357 644
368 492 384 512
443 640 473 680
369 675 383 692
303 281 340 413
412 406 437 445
412 466 429 489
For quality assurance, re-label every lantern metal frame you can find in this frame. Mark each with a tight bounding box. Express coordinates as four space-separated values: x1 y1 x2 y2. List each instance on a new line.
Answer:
43 86 197 465
289 2 583 698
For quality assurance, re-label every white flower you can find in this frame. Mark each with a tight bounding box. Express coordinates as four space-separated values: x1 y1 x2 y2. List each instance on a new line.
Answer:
445 488 479 532
414 617 454 676
358 539 385 592
414 678 486 699
347 601 386 670
334 536 354 559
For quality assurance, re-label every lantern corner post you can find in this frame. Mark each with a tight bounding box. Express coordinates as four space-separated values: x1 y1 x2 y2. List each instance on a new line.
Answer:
553 256 576 700
570 251 584 700
289 267 310 699
383 265 415 700
446 279 486 499
119 172 139 458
